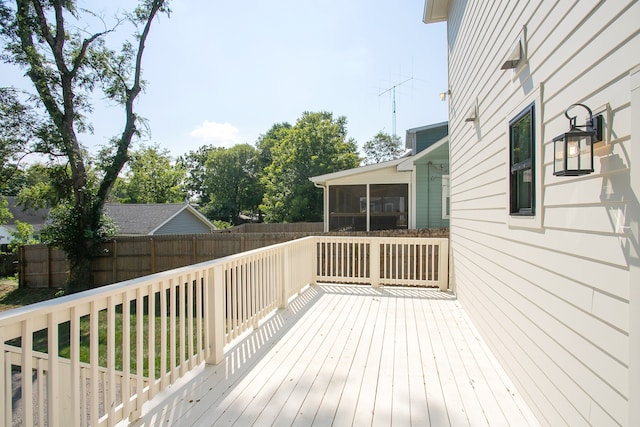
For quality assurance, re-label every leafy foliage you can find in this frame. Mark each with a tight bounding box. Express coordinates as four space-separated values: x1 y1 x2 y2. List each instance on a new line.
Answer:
201 144 262 224
176 144 220 204
112 144 186 203
362 131 405 164
260 111 360 222
7 220 38 253
0 0 169 289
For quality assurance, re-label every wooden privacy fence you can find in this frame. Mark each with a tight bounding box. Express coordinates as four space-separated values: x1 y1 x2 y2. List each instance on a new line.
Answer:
18 232 314 289
18 229 449 289
0 235 448 427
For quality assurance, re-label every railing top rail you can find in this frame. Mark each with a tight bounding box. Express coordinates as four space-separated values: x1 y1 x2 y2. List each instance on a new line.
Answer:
0 235 317 325
0 234 448 325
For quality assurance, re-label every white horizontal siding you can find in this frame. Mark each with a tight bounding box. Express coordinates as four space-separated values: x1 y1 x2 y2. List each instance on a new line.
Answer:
445 0 637 425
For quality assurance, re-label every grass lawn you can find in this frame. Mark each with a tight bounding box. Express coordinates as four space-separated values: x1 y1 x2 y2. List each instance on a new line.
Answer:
0 277 63 313
1 277 201 378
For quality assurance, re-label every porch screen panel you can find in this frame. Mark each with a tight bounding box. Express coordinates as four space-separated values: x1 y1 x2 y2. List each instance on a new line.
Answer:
370 184 408 230
329 185 366 231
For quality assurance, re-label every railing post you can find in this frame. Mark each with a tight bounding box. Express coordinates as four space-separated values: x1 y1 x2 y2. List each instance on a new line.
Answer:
311 237 318 285
370 239 381 288
206 265 225 364
280 246 289 308
438 238 449 291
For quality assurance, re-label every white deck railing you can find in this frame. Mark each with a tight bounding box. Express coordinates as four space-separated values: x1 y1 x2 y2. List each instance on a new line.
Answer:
0 235 448 426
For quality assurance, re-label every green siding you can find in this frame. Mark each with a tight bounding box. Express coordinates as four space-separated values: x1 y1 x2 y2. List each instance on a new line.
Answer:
416 124 448 153
416 164 449 229
155 210 212 234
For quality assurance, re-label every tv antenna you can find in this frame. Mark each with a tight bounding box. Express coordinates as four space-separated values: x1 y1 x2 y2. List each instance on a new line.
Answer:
379 77 413 137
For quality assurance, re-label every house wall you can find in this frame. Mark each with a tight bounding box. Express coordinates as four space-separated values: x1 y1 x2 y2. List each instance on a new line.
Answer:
415 143 449 229
444 1 637 426
154 210 212 235
0 226 11 244
416 124 448 153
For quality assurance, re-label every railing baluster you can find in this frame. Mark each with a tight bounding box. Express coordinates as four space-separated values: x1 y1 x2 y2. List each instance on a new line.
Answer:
148 282 157 398
107 295 117 423
160 280 168 390
21 319 33 427
122 291 131 420
47 311 59 426
70 306 81 426
2 338 10 427
196 272 203 365
135 287 144 416
187 274 194 369
179 275 186 377
90 300 99 426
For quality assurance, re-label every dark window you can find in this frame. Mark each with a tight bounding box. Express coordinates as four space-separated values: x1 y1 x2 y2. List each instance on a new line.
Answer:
369 184 408 230
509 103 535 215
329 185 366 231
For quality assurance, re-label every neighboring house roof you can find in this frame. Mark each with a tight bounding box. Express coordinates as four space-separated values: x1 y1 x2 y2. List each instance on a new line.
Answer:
310 136 449 183
104 203 217 236
4 196 50 233
405 121 448 153
398 136 449 171
309 157 409 186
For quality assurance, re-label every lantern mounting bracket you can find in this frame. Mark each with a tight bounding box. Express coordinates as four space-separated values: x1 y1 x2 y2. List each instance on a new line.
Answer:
564 103 603 143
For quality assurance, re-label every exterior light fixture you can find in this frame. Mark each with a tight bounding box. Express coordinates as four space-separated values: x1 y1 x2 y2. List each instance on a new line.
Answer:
501 40 522 70
439 90 450 101
553 103 603 176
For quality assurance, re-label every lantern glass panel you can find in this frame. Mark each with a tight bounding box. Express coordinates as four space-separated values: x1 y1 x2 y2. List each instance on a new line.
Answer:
554 139 564 174
567 139 579 170
580 137 592 170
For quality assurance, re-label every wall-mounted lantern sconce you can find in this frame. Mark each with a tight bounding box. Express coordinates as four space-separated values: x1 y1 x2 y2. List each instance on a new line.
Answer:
553 103 603 176
439 90 450 101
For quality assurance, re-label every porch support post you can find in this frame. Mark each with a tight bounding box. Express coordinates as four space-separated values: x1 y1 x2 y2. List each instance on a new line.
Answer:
206 265 225 364
370 238 381 288
438 238 449 291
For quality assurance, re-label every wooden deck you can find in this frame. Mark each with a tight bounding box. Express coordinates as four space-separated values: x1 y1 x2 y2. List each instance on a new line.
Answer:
128 284 539 426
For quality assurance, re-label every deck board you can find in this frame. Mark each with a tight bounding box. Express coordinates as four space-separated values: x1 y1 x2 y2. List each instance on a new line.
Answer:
128 284 539 427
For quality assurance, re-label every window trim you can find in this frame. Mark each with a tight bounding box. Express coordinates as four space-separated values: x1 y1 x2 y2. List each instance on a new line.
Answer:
506 86 543 230
442 174 450 219
509 102 535 216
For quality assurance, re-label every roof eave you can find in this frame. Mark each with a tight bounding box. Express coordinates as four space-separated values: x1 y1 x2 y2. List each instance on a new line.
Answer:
423 0 450 24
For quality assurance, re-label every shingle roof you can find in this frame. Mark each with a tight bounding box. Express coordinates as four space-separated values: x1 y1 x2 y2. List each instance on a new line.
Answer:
4 196 50 232
104 203 211 235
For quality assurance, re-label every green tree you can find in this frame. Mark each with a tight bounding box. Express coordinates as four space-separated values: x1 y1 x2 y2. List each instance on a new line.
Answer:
0 0 169 289
112 144 186 204
362 131 405 164
260 111 360 222
176 145 220 204
8 220 39 253
202 144 262 225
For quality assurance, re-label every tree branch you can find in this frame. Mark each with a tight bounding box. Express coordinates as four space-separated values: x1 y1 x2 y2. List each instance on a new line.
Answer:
96 0 166 204
16 0 64 127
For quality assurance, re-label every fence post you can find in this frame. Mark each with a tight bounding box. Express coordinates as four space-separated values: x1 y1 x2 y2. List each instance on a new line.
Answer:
370 239 381 288
112 240 118 283
19 245 25 288
438 239 449 291
47 246 52 288
206 265 225 365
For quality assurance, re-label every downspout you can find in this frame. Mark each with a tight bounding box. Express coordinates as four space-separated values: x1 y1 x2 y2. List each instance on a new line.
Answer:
427 161 432 228
313 181 328 232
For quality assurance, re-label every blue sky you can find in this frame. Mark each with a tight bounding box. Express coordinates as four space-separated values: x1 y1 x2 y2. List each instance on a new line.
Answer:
4 0 448 159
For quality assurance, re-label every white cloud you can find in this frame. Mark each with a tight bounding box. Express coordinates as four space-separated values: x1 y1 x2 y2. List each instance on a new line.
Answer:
190 121 243 147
